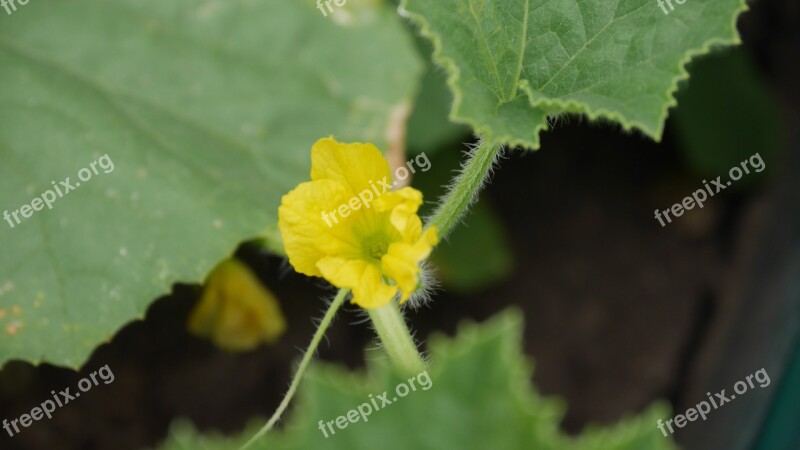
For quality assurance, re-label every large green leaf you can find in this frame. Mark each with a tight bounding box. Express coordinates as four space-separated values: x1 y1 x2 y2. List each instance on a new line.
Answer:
400 0 748 149
0 0 422 367
157 309 677 450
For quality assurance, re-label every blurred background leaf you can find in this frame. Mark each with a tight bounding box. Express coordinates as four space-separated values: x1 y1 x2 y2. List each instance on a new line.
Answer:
157 309 677 450
672 48 781 184
405 34 470 156
430 201 514 294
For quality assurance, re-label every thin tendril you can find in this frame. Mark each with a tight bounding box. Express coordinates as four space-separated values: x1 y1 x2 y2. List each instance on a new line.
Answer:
240 288 349 450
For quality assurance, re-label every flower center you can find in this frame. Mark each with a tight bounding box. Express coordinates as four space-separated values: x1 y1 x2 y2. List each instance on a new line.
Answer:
359 230 392 262
368 241 389 260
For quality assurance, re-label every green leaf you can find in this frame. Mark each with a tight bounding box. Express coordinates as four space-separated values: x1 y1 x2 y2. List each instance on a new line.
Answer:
406 36 471 154
400 0 748 148
156 309 677 450
672 48 780 182
0 0 422 367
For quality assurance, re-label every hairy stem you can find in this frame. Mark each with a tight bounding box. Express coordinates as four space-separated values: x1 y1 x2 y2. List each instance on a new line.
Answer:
368 301 426 375
240 288 349 450
427 138 502 238
364 139 502 375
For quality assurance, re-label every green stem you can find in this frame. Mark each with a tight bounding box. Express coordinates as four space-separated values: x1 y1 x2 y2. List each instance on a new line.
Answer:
427 139 502 238
240 288 349 450
365 138 501 375
368 301 426 375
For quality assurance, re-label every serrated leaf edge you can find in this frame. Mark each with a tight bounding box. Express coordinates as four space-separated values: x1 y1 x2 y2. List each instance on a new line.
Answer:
398 2 549 150
520 0 749 141
400 0 750 146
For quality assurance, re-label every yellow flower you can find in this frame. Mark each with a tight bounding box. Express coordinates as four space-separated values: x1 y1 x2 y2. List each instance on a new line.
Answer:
278 137 438 309
188 258 287 351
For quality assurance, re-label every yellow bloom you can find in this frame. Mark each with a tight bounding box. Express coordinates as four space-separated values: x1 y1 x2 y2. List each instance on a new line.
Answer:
188 258 287 351
278 137 438 309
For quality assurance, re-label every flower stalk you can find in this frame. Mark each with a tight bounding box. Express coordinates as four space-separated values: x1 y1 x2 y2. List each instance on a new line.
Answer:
368 301 426 375
366 137 501 375
427 138 502 238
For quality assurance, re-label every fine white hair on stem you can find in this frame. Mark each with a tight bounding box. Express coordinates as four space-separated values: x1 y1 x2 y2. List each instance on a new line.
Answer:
403 262 440 311
425 137 504 240
410 330 430 366
349 309 373 326
363 300 425 365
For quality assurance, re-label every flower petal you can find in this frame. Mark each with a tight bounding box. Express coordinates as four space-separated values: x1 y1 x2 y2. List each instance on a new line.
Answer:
310 137 392 199
374 186 424 239
317 256 398 309
187 259 287 351
278 179 360 276
381 226 438 302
